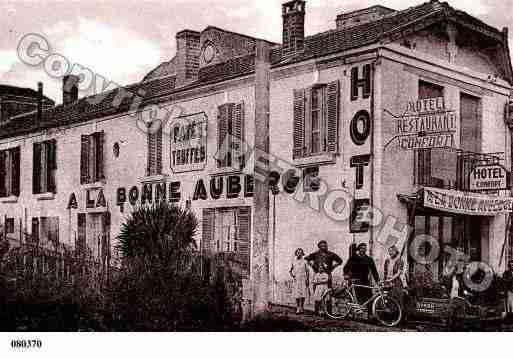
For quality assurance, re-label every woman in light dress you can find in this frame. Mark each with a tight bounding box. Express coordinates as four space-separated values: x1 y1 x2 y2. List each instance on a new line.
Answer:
290 248 309 314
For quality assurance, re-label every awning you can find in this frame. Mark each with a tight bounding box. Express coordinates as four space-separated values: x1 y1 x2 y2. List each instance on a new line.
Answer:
398 187 513 217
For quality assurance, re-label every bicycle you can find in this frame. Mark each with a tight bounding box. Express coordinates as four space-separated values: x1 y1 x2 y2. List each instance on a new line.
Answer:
321 279 403 327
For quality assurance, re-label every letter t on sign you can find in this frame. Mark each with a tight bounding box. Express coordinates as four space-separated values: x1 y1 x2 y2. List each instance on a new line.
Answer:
350 155 371 190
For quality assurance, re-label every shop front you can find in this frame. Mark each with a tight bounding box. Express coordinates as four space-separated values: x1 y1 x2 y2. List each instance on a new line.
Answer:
398 185 513 322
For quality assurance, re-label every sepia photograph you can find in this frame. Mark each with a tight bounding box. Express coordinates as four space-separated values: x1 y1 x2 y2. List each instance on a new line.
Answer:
1 0 513 349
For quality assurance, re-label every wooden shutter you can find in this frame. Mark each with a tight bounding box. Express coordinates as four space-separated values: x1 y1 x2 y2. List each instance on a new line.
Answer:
326 80 340 153
232 102 245 169
47 140 57 193
351 67 359 101
156 127 162 175
31 217 39 243
80 135 90 184
95 131 105 181
0 151 6 197
147 129 159 176
293 89 306 159
236 206 251 277
32 143 41 194
217 104 230 168
77 213 87 257
202 208 215 255
11 147 21 196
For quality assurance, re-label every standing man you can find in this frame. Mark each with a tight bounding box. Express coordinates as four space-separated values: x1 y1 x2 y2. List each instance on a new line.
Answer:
384 245 408 308
502 260 513 320
343 243 379 304
305 241 343 315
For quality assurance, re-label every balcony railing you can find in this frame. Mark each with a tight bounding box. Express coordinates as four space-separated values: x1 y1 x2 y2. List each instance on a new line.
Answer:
414 147 506 192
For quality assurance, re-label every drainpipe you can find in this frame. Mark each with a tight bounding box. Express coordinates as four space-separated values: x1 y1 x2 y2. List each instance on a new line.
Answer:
369 54 380 257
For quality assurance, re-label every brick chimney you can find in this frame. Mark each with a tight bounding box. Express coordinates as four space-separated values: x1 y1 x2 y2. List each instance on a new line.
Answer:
175 30 201 87
36 82 43 127
282 0 306 56
63 74 79 105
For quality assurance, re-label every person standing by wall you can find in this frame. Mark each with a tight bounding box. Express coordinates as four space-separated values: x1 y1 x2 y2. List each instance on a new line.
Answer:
305 241 343 315
502 260 513 320
343 243 379 304
289 248 309 314
384 245 408 307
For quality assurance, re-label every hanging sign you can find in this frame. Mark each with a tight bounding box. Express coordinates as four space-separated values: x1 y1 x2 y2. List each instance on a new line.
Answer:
385 97 457 151
469 164 508 191
423 187 513 216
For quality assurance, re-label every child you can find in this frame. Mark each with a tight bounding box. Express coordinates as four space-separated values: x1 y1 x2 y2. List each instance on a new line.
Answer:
312 264 330 316
290 248 309 314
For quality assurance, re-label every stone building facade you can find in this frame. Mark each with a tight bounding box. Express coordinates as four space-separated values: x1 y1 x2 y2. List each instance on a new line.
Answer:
1 0 513 311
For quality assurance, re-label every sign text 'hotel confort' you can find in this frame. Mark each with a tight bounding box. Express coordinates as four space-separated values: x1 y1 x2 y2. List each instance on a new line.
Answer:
395 97 457 150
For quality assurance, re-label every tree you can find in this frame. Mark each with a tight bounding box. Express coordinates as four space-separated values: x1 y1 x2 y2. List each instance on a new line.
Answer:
116 201 198 272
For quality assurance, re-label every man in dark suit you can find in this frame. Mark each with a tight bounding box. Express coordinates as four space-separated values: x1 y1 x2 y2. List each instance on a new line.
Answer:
343 243 379 304
305 241 343 315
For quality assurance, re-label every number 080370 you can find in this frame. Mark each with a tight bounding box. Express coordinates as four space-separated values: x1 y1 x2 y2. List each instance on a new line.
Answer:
10 339 42 349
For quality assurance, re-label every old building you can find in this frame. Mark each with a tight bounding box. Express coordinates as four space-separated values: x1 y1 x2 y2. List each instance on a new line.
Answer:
1 0 512 312
0 84 54 126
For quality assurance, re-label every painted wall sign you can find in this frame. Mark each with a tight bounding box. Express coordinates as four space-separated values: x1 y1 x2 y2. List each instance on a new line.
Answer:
350 64 371 101
350 110 371 146
67 189 107 210
469 164 508 191
116 175 254 210
350 198 371 233
350 155 371 190
170 112 207 173
385 97 457 151
423 187 513 216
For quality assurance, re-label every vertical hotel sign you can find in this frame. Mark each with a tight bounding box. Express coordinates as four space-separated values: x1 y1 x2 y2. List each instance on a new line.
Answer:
170 112 207 173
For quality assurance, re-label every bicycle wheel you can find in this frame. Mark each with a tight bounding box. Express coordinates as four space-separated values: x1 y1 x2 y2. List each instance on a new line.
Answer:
322 288 353 320
372 295 402 327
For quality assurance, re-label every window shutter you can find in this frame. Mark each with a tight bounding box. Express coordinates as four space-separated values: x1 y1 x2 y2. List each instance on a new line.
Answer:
47 140 57 193
351 67 359 101
95 131 105 181
202 208 215 255
156 127 162 175
33 143 41 194
326 80 340 153
236 206 251 277
77 213 87 257
11 147 21 196
31 217 39 243
0 151 6 197
217 104 230 168
80 135 90 184
293 89 306 159
232 101 245 169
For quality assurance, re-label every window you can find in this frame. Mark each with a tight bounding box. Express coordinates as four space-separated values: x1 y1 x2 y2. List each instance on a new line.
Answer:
202 207 251 277
419 80 444 100
81 131 104 184
33 139 57 194
5 218 14 234
293 81 339 159
40 217 59 244
147 126 162 176
0 147 21 197
217 102 245 169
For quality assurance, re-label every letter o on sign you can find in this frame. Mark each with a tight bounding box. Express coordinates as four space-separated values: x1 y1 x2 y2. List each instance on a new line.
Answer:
350 110 371 146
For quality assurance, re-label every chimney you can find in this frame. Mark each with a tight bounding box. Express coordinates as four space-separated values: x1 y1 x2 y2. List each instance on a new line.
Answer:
175 30 201 87
37 82 43 127
63 74 80 105
282 0 306 56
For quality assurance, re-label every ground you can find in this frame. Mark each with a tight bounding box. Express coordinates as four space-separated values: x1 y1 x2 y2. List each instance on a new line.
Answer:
259 305 513 332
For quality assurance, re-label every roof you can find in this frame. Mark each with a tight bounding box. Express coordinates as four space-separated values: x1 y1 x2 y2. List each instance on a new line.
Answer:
0 84 54 103
271 0 511 69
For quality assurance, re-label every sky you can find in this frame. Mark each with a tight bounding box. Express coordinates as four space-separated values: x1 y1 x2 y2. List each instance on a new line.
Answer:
0 0 512 103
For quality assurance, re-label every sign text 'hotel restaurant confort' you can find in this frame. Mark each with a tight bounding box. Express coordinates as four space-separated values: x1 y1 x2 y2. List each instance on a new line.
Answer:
395 97 457 150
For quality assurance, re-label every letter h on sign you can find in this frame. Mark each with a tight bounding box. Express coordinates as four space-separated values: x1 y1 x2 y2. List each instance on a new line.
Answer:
351 65 371 101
